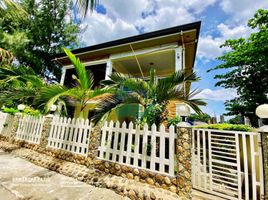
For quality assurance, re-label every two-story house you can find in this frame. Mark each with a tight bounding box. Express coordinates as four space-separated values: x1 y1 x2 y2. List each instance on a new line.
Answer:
53 21 201 122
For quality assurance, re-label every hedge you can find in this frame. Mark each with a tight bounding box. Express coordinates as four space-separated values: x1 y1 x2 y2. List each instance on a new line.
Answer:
195 123 253 132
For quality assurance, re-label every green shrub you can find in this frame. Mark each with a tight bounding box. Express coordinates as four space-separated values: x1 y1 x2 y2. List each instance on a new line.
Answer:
23 108 41 116
195 123 253 132
167 116 181 127
2 107 19 115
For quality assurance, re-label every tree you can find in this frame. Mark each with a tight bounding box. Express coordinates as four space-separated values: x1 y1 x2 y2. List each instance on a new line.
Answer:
94 69 206 126
188 113 211 123
208 9 268 126
0 0 80 81
228 115 243 125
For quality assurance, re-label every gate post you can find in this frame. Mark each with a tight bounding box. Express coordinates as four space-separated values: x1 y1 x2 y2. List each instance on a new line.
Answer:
9 113 22 142
88 124 102 167
176 123 193 199
258 125 268 199
256 104 268 199
39 115 53 149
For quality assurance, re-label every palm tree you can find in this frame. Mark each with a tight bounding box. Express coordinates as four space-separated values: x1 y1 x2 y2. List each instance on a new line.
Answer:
94 69 206 126
0 0 27 19
36 48 113 119
76 0 98 17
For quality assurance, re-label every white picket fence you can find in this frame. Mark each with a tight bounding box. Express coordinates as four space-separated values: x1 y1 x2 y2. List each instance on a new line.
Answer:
47 116 92 157
192 128 264 200
16 115 44 144
0 112 7 134
98 121 177 177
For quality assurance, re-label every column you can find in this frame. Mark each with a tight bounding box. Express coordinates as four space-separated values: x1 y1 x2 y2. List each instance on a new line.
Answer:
175 47 183 72
60 67 66 85
259 126 268 198
105 59 112 80
176 124 192 199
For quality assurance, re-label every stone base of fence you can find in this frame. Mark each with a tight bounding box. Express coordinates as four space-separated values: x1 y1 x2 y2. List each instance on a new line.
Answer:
94 159 178 193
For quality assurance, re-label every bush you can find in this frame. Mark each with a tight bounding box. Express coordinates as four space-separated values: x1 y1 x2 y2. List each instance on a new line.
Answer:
188 113 211 123
1 106 41 116
195 123 253 132
167 116 181 127
23 107 41 116
2 107 19 115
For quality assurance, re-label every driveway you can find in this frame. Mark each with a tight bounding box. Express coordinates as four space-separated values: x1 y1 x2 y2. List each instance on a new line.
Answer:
0 150 127 200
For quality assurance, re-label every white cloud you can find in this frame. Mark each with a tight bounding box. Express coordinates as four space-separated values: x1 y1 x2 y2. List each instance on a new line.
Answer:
198 35 226 60
195 88 237 101
219 0 268 23
80 0 218 45
81 12 138 46
136 6 195 32
102 0 150 23
217 23 252 39
197 23 253 60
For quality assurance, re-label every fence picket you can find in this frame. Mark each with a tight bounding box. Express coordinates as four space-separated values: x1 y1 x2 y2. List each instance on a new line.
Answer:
97 121 177 177
159 124 165 173
126 122 133 165
119 122 126 163
46 116 91 157
134 125 140 166
150 124 157 171
142 124 148 169
169 125 175 176
16 115 44 144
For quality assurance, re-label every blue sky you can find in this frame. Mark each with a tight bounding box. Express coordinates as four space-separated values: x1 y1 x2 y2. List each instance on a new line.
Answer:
79 0 268 119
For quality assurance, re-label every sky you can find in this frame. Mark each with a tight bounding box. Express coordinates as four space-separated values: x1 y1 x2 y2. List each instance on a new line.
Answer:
78 0 268 119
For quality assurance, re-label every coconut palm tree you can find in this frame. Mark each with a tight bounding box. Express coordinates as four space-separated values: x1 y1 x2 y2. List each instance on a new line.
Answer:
36 48 113 119
93 69 206 126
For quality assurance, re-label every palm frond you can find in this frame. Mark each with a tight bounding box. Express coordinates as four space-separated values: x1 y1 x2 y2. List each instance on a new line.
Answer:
92 92 141 124
75 0 98 17
0 0 28 19
0 87 37 105
63 48 92 90
182 89 207 114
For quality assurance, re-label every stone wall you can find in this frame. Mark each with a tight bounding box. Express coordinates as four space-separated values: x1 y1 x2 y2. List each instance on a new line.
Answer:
94 160 178 193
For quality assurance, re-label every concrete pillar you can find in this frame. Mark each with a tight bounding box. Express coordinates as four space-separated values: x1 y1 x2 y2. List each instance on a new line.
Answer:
176 123 192 199
39 115 53 149
259 125 268 199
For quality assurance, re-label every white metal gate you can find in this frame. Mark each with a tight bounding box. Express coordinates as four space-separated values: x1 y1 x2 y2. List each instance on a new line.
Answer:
192 128 264 200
